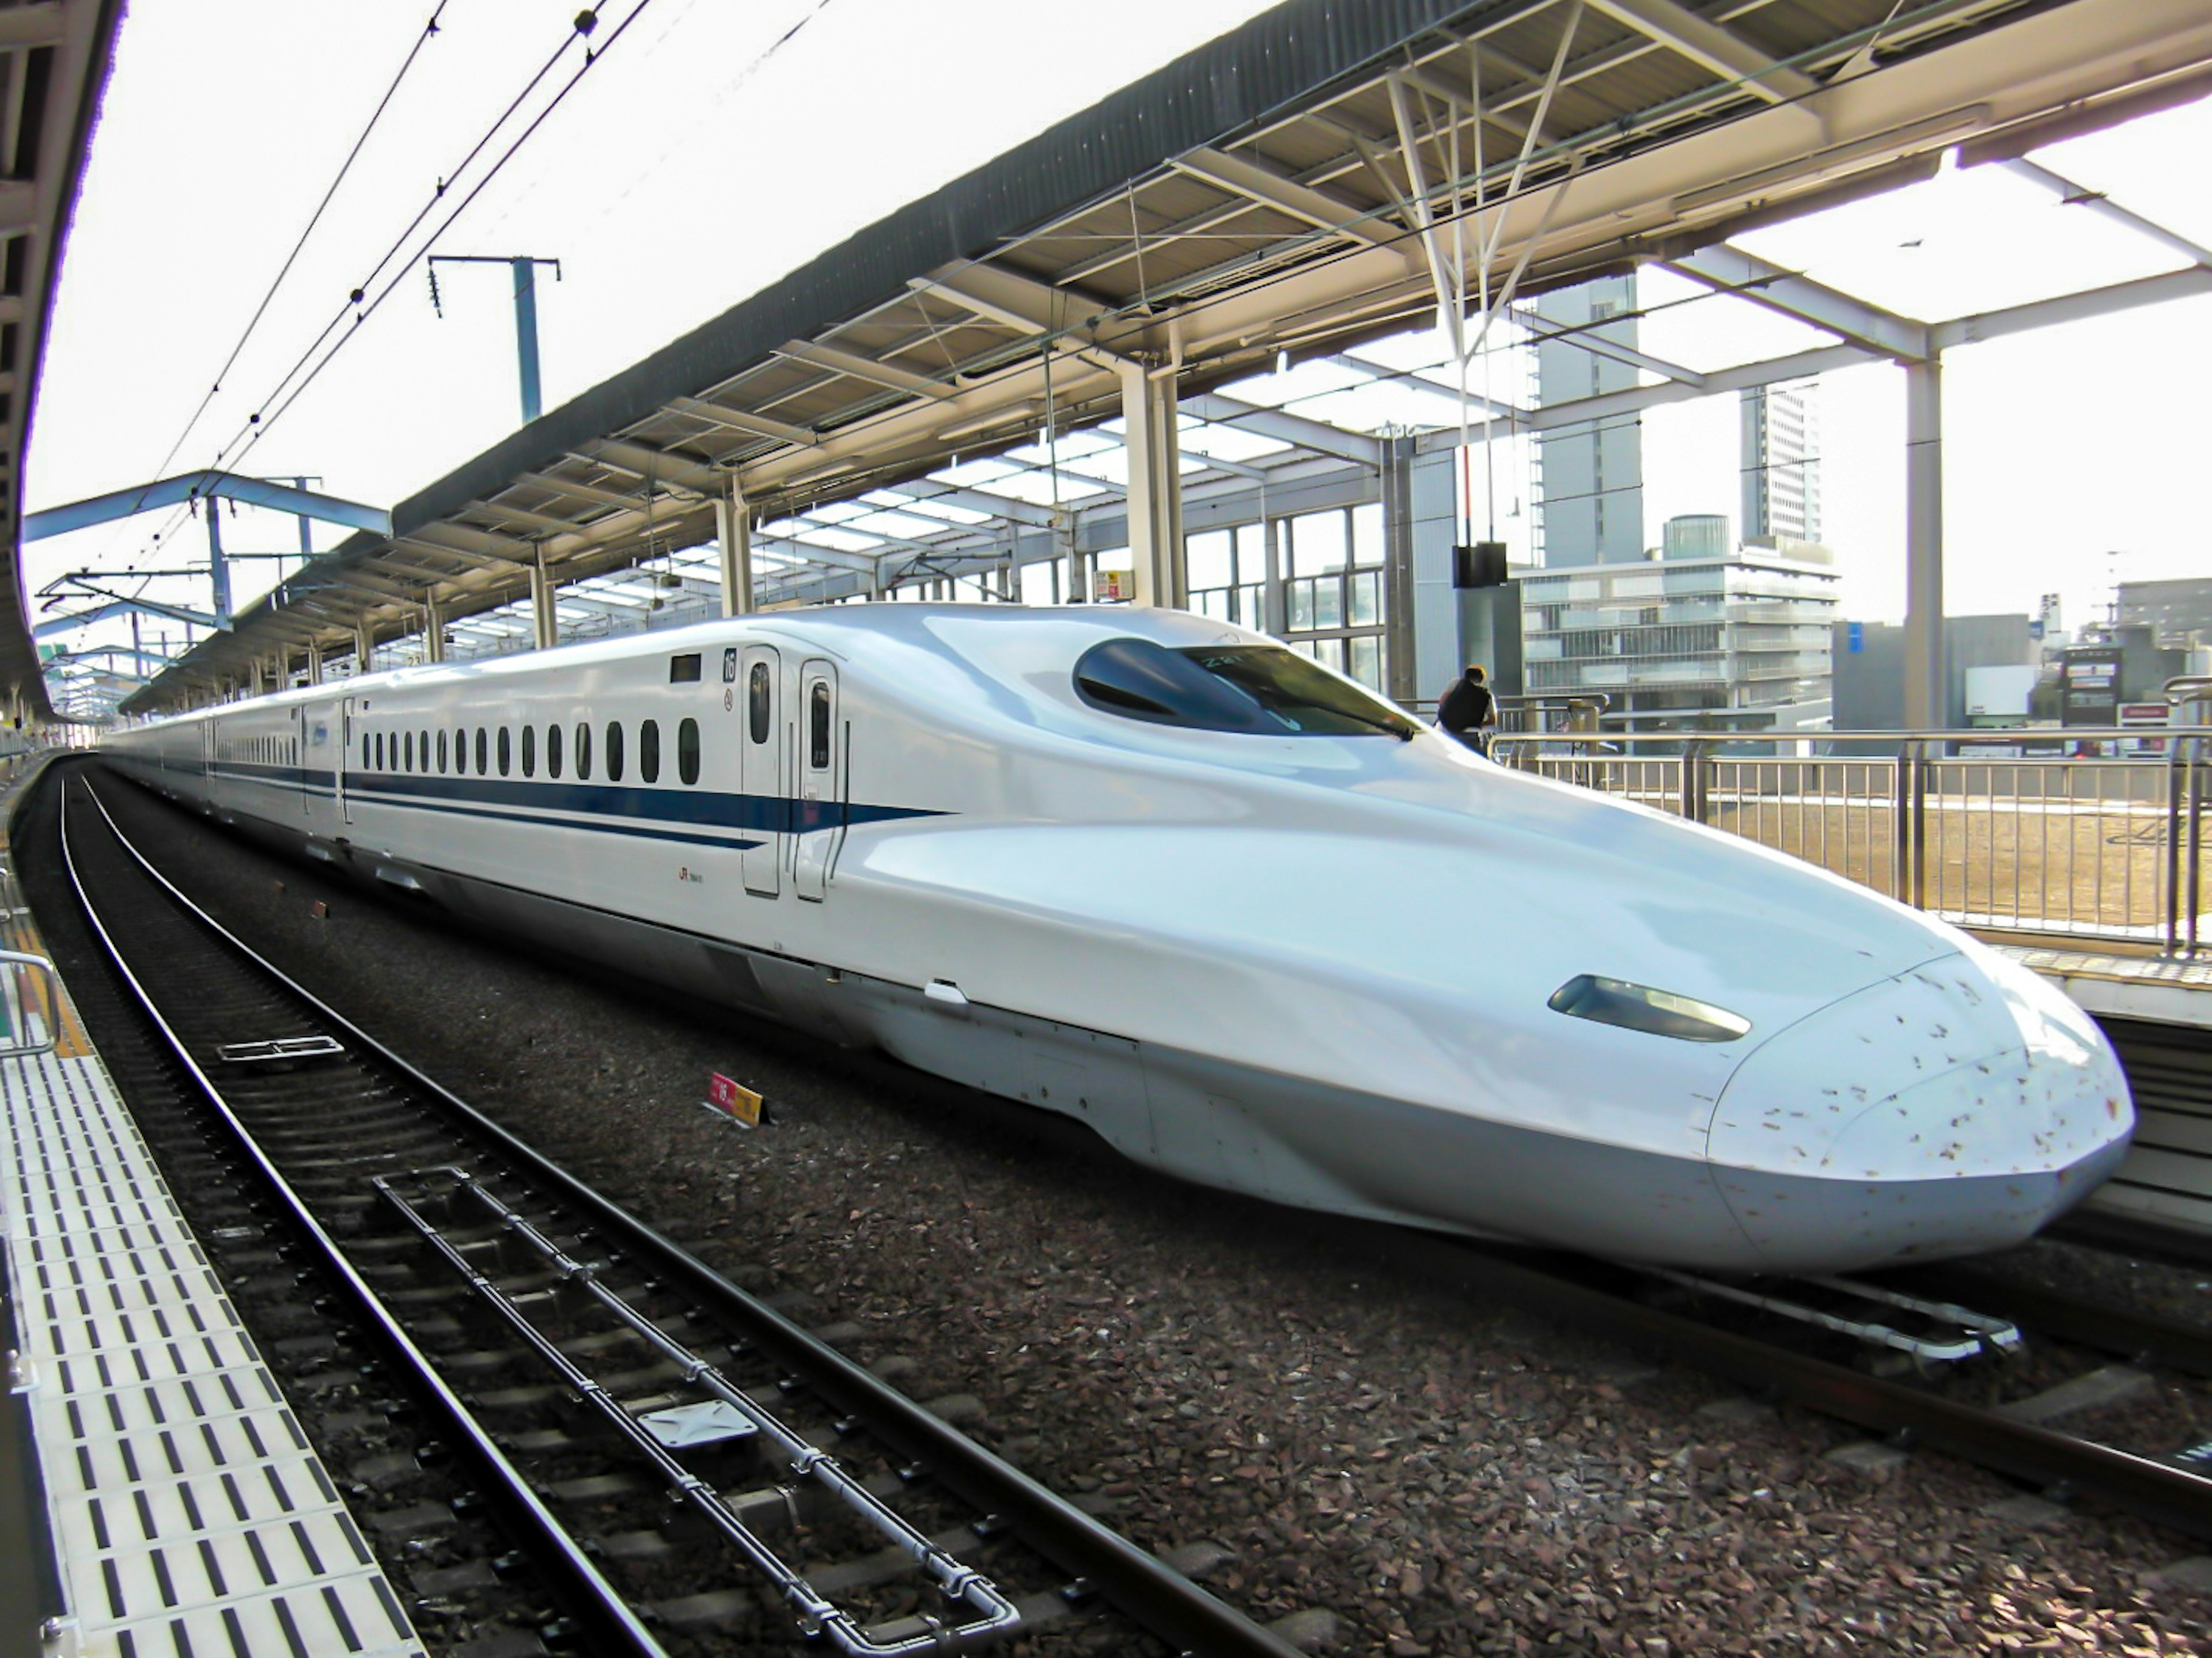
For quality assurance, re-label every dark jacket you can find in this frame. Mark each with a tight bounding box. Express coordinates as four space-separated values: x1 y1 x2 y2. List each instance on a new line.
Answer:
1438 676 1495 743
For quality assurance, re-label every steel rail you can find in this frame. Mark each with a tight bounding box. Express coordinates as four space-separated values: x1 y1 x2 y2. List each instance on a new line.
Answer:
69 765 1305 1658
1872 1265 2212 1380
55 776 676 1658
1370 1233 2212 1541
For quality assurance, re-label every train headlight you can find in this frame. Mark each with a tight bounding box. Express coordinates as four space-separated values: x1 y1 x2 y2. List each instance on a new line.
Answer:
1548 974 1751 1043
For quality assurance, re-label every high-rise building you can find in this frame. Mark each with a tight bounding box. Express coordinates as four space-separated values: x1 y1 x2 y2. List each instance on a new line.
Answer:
1520 538 1838 732
1740 378 1821 543
1533 274 1645 568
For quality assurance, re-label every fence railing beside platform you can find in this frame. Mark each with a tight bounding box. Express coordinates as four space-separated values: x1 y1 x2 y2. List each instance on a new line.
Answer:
1491 729 2210 955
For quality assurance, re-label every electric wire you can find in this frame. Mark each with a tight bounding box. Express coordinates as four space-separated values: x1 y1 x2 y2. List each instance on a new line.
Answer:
149 2 460 491
204 13 601 477
90 3 627 625
99 4 461 589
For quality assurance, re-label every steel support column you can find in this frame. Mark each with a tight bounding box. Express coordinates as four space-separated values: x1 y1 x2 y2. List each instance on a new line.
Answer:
425 597 446 665
1904 356 1945 730
1119 360 1185 609
207 500 232 626
715 483 755 617
356 623 375 676
306 642 323 686
531 559 557 650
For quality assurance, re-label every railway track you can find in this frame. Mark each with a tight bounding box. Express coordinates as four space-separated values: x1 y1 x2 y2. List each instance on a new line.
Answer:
1358 1234 2212 1542
36 765 1304 1657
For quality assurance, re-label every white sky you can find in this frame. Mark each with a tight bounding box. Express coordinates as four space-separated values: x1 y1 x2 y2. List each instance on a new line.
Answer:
24 0 2212 665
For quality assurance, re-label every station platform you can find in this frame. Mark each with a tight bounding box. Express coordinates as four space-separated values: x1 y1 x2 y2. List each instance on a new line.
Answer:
0 792 424 1658
1994 941 2212 1031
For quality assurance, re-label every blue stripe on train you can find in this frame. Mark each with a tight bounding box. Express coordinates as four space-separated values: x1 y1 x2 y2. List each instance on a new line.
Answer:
193 760 946 843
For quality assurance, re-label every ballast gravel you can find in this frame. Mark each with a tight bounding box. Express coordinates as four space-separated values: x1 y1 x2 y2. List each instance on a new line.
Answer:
88 777 2212 1657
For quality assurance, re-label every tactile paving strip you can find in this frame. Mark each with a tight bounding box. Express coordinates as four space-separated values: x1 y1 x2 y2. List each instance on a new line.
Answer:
2 1040 425 1658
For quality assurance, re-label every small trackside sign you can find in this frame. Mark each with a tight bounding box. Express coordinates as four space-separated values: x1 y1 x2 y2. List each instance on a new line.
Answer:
706 1073 762 1128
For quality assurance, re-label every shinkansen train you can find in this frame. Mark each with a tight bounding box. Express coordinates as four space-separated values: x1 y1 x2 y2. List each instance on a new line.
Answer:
100 605 2133 1274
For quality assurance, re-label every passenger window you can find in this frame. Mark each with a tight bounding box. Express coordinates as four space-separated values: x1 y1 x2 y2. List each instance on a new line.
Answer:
809 681 831 769
437 730 449 773
476 728 488 775
639 720 660 784
575 722 592 780
497 727 509 776
547 723 563 779
375 732 384 769
361 735 369 768
420 729 430 769
678 718 700 786
522 724 536 777
748 663 771 743
404 731 414 771
605 721 624 783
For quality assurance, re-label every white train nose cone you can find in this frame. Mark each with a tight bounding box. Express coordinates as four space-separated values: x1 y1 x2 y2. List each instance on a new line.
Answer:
1703 947 2134 1274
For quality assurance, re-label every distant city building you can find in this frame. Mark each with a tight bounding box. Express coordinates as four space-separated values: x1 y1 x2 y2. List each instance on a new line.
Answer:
1739 378 1821 544
1533 275 1645 568
1521 541 1837 731
1661 513 1730 560
2117 576 2212 648
1832 614 2043 730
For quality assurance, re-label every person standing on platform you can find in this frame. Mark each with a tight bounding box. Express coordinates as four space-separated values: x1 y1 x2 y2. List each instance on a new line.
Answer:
1438 663 1497 757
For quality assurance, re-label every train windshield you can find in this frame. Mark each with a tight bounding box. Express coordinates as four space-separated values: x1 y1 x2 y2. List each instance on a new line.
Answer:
1074 638 1419 738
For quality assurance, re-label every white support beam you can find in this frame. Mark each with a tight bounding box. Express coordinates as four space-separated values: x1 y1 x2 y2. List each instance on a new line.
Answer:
1412 341 1870 455
1585 0 1819 104
2002 158 2212 269
1119 361 1185 610
1522 320 1707 387
898 485 1056 529
1664 243 1932 359
1181 393 1384 466
665 396 817 449
517 471 651 512
531 558 556 650
1903 355 1944 730
775 339 955 399
910 263 1110 344
1931 264 2212 350
715 482 755 617
578 441 719 496
1170 147 1396 246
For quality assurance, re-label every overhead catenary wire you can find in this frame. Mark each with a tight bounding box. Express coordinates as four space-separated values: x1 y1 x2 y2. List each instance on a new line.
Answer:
147 2 460 492
204 7 616 479
90 5 462 592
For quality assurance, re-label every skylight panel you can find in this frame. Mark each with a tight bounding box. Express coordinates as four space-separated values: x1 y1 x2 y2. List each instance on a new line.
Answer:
1178 419 1291 462
1297 378 1471 434
1217 355 1377 405
1735 161 2177 324
1635 264 1839 372
848 509 948 538
934 457 1026 488
966 468 1107 506
891 491 994 525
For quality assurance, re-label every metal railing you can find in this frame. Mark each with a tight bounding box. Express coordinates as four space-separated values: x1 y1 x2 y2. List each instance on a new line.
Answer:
1491 726 2210 955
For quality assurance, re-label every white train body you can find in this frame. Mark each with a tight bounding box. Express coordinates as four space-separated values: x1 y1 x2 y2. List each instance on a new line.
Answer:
100 605 2132 1274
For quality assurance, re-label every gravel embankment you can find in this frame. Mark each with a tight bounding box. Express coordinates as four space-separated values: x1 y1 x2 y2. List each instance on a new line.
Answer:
79 771 2212 1657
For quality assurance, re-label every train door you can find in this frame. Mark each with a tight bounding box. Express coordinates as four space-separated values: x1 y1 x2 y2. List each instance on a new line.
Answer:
794 661 845 903
339 697 357 824
740 645 783 898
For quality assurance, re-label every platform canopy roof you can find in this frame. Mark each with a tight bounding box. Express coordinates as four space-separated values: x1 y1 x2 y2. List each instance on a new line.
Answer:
0 0 126 722
79 0 2212 715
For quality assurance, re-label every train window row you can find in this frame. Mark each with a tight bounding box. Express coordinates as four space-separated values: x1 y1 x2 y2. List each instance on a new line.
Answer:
219 734 299 768
360 719 702 787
